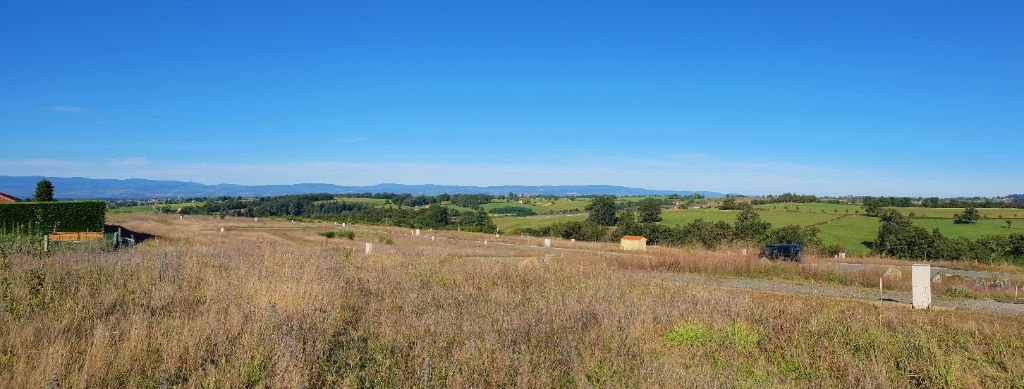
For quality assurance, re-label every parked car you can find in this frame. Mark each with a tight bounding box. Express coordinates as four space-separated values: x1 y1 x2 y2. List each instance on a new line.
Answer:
759 244 804 262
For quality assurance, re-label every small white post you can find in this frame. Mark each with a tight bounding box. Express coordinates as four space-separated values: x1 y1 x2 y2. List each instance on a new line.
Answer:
179 215 183 220
879 277 883 301
741 248 747 256
255 217 258 222
431 236 435 241
912 264 931 309
220 227 225 233
415 229 421 236
42 235 48 252
365 242 373 254
484 240 488 245
571 239 575 242
544 239 551 248
342 223 346 227
839 252 846 259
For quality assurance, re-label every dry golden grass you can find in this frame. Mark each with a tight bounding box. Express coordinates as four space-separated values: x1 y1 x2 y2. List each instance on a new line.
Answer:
0 214 1022 387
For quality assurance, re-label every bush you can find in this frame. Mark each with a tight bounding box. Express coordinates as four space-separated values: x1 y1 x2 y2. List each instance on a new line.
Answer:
319 230 355 240
0 201 106 234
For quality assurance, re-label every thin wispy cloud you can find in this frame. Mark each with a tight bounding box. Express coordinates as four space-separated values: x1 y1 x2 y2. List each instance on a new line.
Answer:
51 106 89 113
105 157 149 166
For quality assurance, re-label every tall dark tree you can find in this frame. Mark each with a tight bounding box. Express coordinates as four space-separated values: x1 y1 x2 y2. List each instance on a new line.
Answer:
637 197 662 223
33 178 54 202
586 195 618 226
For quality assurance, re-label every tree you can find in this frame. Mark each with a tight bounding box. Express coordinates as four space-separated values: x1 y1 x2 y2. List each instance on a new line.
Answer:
954 206 980 224
612 209 642 240
764 225 821 249
637 198 662 223
1007 220 1013 229
33 178 54 202
586 195 618 226
733 209 771 242
873 210 935 258
416 206 450 229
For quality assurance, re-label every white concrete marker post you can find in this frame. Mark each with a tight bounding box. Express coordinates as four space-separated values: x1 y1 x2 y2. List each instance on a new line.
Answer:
255 217 258 222
342 223 346 228
544 239 551 248
365 242 373 254
415 229 421 236
911 264 931 309
742 248 747 256
431 236 436 242
220 227 225 233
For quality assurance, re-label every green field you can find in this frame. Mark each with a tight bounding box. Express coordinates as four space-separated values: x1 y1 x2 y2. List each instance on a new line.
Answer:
481 198 588 215
891 207 1023 219
111 201 205 214
492 201 1022 256
755 202 863 214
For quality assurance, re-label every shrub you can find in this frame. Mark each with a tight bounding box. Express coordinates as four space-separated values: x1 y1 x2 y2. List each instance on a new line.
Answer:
0 201 106 234
319 230 355 240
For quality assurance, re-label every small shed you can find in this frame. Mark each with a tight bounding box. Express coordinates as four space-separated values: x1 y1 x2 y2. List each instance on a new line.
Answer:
0 192 19 203
620 235 647 251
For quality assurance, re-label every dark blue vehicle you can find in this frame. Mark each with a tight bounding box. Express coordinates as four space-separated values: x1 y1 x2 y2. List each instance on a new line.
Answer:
759 244 804 262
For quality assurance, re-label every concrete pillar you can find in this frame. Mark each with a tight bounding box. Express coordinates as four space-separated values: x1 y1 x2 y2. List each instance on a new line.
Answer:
484 240 487 246
220 227 225 233
342 223 346 227
544 239 551 247
42 235 48 252
255 217 258 222
912 264 931 309
365 242 373 254
742 248 747 256
415 229 421 236
431 236 436 241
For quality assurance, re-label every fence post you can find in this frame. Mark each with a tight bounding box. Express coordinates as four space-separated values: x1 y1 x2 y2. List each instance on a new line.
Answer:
878 277 883 301
42 234 48 252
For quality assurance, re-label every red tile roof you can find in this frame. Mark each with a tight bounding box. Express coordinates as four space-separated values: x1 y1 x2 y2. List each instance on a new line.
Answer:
621 235 645 241
0 192 19 203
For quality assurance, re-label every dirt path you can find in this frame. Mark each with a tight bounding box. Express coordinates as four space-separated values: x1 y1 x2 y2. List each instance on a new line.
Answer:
645 271 1024 316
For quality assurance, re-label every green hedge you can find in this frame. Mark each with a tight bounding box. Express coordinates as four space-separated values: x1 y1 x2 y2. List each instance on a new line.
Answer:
0 201 107 234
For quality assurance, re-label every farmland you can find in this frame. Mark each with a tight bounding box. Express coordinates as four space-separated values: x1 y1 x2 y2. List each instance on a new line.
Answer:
2 213 1022 387
493 201 1022 257
112 196 1022 258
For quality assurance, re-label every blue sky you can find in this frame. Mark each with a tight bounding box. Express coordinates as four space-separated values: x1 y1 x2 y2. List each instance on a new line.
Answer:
1 1 1021 196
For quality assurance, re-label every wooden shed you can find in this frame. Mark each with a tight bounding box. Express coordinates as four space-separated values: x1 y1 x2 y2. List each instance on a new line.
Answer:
620 235 647 251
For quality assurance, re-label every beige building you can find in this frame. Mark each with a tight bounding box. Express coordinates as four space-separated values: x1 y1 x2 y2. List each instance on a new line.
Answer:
620 235 647 251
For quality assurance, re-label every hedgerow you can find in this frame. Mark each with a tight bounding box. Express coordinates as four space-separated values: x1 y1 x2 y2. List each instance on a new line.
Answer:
0 201 106 234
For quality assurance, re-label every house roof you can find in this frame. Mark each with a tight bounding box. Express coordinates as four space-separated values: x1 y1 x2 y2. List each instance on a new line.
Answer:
0 192 19 202
621 235 645 241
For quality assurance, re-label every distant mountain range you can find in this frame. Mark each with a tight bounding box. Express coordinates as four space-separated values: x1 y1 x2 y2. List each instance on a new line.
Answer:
0 176 729 200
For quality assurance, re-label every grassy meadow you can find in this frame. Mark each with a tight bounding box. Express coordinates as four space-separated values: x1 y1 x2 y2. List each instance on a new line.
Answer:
1 213 1021 387
481 198 589 215
113 197 1021 257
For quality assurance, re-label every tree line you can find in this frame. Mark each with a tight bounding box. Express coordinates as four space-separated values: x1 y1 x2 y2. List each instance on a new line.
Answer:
166 193 496 232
